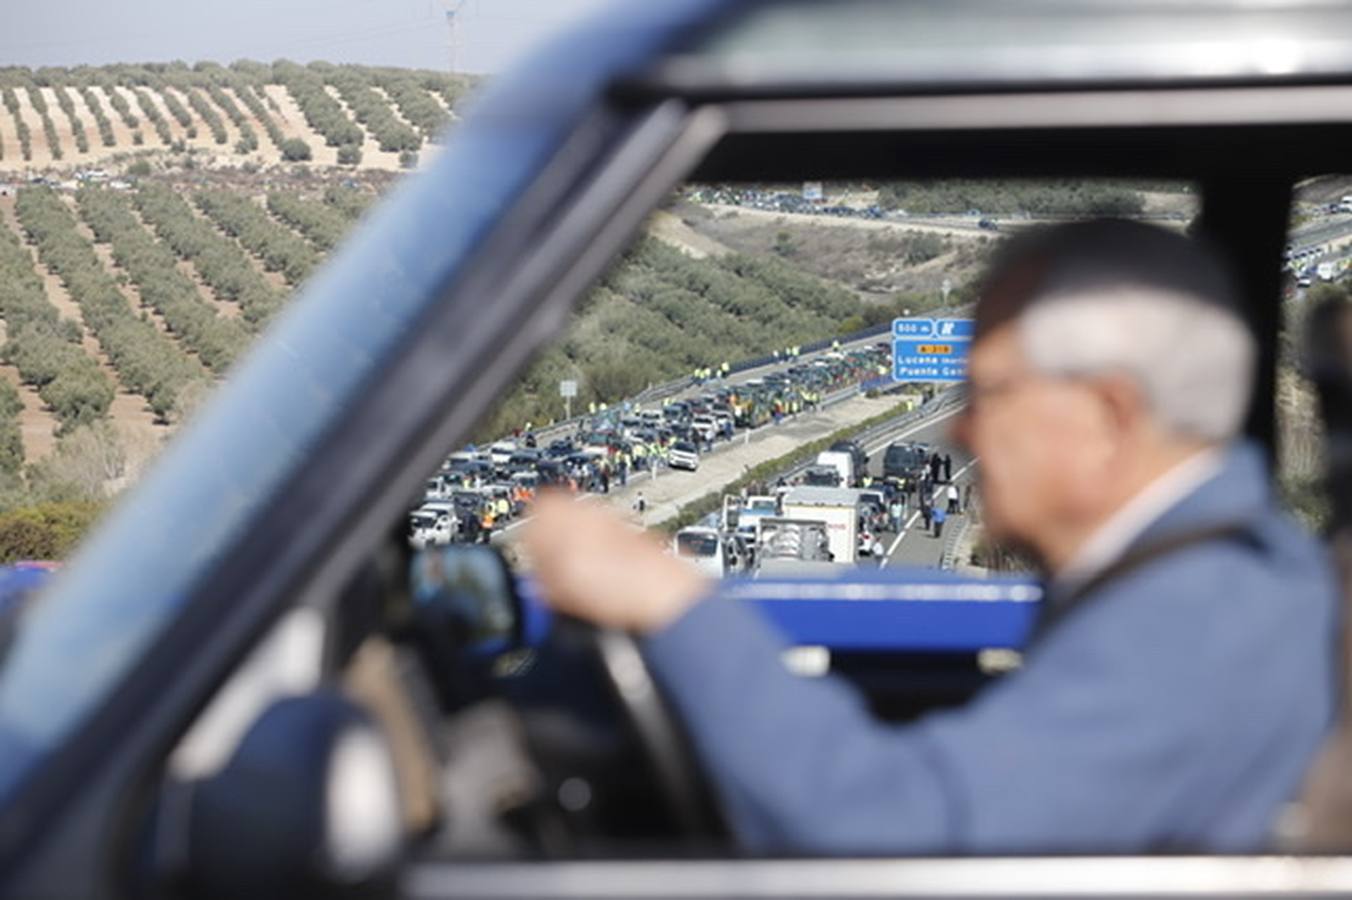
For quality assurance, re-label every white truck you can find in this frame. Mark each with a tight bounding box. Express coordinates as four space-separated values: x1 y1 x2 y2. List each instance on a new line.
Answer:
814 450 856 488
780 486 861 564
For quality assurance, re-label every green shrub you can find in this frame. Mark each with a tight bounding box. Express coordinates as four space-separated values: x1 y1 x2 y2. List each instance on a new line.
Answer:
0 501 105 562
280 138 311 162
336 143 362 167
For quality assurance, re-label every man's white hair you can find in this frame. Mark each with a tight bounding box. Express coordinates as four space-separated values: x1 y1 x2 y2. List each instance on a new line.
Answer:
1018 285 1256 441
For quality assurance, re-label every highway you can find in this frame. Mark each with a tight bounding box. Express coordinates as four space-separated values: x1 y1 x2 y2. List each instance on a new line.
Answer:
852 403 978 571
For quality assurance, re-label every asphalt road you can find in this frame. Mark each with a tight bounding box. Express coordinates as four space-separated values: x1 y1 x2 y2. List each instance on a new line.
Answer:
811 403 977 571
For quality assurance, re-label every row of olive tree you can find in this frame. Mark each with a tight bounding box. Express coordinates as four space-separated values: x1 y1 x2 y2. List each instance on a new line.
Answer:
472 236 874 438
318 64 420 154
195 190 319 285
130 86 173 145
15 188 205 423
877 179 1150 216
133 183 284 327
53 86 90 154
0 215 114 430
322 184 374 220
76 85 117 147
266 191 350 252
77 189 250 373
18 76 63 162
272 61 364 148
93 73 138 129
199 80 259 153
2 86 33 161
369 70 451 141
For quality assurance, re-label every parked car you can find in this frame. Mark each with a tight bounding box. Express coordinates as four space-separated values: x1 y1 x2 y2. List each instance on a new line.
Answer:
667 440 701 471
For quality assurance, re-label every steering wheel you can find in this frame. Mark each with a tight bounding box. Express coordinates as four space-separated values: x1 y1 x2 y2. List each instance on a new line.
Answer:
571 621 725 837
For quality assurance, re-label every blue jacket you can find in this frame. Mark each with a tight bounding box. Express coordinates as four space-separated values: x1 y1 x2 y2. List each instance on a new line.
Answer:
643 443 1339 854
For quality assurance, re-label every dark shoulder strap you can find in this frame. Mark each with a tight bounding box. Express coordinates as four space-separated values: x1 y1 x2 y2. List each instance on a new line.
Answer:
1029 520 1261 645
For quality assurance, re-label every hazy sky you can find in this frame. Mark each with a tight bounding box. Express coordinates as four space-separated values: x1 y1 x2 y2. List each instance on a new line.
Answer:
0 0 614 74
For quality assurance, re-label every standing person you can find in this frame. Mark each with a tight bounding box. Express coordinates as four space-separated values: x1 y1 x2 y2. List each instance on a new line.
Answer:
931 503 946 539
919 496 932 532
524 219 1339 854
600 463 611 495
963 482 974 513
460 509 480 544
929 452 942 484
946 482 960 514
943 453 953 483
479 506 495 543
633 491 646 515
889 498 904 533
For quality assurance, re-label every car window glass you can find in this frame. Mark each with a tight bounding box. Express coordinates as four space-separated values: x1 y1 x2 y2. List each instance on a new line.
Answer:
420 178 1196 680
1277 176 1345 532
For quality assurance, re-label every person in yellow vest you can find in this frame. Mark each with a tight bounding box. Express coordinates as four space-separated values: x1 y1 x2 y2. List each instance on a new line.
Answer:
495 495 510 520
588 401 596 415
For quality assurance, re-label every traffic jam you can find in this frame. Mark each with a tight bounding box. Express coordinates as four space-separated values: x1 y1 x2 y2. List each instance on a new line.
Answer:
407 342 904 551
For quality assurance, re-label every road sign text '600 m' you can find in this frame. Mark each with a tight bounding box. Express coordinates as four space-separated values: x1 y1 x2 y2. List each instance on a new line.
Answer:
892 318 974 383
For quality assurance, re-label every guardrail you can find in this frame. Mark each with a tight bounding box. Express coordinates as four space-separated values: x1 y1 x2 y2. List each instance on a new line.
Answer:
940 515 971 571
773 385 965 486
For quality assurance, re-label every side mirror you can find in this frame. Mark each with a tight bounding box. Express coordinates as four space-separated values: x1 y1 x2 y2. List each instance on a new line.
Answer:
408 543 523 658
178 691 403 899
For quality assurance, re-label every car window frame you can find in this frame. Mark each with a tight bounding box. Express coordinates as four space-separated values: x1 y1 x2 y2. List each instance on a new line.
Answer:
8 27 1352 898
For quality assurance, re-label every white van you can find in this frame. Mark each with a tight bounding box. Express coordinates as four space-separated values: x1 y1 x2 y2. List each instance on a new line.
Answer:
815 450 856 488
673 526 725 576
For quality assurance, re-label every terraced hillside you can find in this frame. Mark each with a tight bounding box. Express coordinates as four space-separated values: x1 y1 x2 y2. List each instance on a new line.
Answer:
0 62 475 173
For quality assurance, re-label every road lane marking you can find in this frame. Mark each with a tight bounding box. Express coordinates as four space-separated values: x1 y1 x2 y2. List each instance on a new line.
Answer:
883 458 979 565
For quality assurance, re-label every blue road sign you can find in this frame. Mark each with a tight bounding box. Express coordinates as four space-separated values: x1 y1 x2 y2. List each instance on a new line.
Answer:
933 318 976 339
893 337 970 382
892 318 934 338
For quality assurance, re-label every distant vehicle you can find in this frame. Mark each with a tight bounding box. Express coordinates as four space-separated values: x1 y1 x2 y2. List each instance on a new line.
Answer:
815 449 856 487
781 486 862 564
828 439 869 476
544 439 575 459
424 475 449 501
884 440 933 481
408 510 455 549
488 441 517 465
978 217 1000 231
673 526 725 576
1340 194 1352 213
691 414 719 442
802 464 842 487
667 441 700 471
754 517 835 565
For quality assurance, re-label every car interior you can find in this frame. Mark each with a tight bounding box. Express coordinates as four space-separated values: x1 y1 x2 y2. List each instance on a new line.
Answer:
6 2 1352 899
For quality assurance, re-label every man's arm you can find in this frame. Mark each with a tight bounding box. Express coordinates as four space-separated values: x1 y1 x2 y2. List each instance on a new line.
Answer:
640 546 1332 855
524 496 1333 855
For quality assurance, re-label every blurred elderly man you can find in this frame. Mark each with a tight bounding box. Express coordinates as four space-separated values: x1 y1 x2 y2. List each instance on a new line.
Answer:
524 220 1339 854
